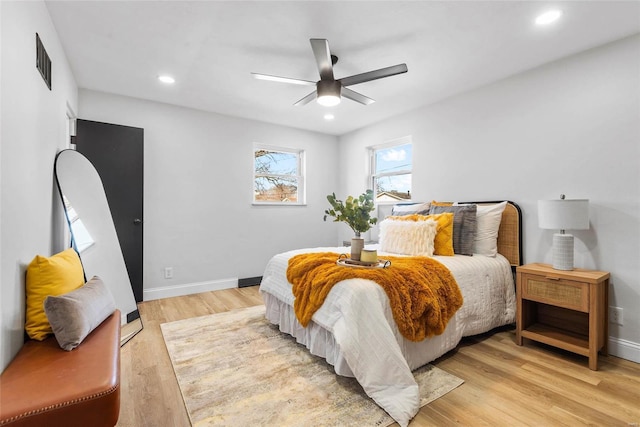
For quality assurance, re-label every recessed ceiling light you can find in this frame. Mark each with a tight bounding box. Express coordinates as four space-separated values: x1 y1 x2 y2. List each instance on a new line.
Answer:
158 75 175 84
535 10 563 26
324 113 335 121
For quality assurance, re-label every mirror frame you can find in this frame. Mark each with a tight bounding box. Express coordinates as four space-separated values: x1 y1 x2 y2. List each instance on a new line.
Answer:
54 149 142 345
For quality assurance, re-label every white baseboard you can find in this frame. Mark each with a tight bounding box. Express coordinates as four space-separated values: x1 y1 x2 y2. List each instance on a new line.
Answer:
143 278 238 301
608 336 640 363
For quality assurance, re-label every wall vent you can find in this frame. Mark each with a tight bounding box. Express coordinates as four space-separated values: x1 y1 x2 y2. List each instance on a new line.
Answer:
36 33 52 90
238 276 262 288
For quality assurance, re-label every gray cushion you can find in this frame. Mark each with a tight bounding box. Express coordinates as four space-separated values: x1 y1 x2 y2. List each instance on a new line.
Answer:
429 204 477 256
391 202 430 216
44 275 116 351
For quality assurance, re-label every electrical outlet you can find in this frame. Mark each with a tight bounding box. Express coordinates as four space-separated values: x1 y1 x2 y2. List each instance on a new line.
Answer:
164 267 173 279
609 306 623 325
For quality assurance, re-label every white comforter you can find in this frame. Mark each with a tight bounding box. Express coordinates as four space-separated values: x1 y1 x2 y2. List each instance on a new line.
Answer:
259 246 516 427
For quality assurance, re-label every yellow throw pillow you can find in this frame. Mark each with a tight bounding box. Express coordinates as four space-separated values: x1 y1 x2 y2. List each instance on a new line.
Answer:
426 212 454 256
431 200 453 207
25 248 85 340
387 213 455 256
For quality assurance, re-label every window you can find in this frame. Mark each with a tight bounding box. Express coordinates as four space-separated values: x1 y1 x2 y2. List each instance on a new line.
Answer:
62 195 95 253
370 136 412 203
254 146 305 204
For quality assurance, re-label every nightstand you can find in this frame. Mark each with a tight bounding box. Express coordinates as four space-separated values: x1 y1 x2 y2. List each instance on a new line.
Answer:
516 263 610 370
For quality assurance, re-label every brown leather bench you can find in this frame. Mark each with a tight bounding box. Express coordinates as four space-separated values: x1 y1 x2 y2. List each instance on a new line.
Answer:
0 310 121 426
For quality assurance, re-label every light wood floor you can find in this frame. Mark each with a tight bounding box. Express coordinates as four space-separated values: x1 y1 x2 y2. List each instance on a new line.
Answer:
117 286 640 426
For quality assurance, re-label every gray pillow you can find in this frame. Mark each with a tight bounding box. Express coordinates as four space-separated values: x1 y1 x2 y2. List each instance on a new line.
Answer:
391 202 431 216
44 275 116 351
429 204 477 256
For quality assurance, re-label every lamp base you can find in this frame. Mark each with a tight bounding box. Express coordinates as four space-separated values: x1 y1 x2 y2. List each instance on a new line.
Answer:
552 233 574 270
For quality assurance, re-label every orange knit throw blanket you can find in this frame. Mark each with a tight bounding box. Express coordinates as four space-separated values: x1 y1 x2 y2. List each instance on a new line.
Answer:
287 252 463 342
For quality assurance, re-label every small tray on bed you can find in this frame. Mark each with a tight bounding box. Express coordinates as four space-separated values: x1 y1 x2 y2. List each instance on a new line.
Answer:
336 257 391 269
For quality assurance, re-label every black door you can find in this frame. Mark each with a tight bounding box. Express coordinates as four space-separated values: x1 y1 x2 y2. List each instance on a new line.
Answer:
74 119 144 303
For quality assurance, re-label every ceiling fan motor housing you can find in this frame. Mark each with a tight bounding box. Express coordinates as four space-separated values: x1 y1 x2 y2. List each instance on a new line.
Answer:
316 80 342 106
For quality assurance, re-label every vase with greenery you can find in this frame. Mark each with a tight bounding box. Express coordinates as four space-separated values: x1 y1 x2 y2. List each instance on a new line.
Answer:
323 190 377 260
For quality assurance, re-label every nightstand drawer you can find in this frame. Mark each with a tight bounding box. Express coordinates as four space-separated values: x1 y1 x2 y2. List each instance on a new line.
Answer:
521 274 589 312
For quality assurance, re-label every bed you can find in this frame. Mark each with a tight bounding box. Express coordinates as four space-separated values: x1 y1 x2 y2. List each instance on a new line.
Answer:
259 201 522 426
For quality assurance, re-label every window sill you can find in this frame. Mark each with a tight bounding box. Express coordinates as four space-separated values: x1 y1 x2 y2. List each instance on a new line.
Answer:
252 203 307 207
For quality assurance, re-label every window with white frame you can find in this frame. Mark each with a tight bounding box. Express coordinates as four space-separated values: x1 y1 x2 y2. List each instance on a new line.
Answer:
253 145 305 204
370 136 412 203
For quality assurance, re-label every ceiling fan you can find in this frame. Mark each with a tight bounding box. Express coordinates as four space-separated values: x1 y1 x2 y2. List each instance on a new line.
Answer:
251 38 408 107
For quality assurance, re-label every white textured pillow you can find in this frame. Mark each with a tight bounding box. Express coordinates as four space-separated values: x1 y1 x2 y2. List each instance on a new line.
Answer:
474 201 508 257
379 218 437 256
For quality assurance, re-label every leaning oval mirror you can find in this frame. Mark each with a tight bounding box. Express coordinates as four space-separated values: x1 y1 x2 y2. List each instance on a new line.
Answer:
54 149 142 345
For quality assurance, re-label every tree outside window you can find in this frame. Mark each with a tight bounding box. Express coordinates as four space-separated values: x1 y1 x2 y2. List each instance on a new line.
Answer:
254 147 305 204
371 137 412 202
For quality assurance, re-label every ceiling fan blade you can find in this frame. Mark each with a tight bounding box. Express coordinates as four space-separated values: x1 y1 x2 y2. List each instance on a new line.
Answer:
294 91 317 106
251 72 315 86
342 87 375 105
310 38 334 81
339 64 408 87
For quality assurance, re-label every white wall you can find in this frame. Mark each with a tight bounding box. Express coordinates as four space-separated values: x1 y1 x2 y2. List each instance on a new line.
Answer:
2 4 636 372
0 1 78 370
339 35 640 362
78 90 339 300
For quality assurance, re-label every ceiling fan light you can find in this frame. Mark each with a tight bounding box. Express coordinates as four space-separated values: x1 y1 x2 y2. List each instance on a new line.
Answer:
317 94 341 107
316 80 341 107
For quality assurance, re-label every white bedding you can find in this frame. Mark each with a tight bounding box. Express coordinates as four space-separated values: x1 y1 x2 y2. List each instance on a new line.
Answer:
259 246 516 427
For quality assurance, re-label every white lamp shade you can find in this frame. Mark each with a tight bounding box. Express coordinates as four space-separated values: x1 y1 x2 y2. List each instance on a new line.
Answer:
538 199 589 230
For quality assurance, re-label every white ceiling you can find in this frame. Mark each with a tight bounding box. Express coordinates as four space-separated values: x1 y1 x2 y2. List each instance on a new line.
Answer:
45 1 640 136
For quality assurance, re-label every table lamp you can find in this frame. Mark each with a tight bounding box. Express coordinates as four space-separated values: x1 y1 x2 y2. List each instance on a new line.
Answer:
538 195 589 270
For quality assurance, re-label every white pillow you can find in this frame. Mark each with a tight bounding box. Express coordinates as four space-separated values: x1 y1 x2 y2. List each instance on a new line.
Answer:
473 201 508 257
379 217 437 256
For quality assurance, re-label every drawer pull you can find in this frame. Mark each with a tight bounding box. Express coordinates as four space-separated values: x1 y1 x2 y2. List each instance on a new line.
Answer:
545 276 561 281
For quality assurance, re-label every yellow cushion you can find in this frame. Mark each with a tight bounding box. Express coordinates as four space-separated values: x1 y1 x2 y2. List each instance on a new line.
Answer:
25 248 85 340
387 213 455 256
431 200 453 207
424 213 454 255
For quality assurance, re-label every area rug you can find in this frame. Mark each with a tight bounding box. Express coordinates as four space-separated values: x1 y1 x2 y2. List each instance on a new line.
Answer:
161 305 463 427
